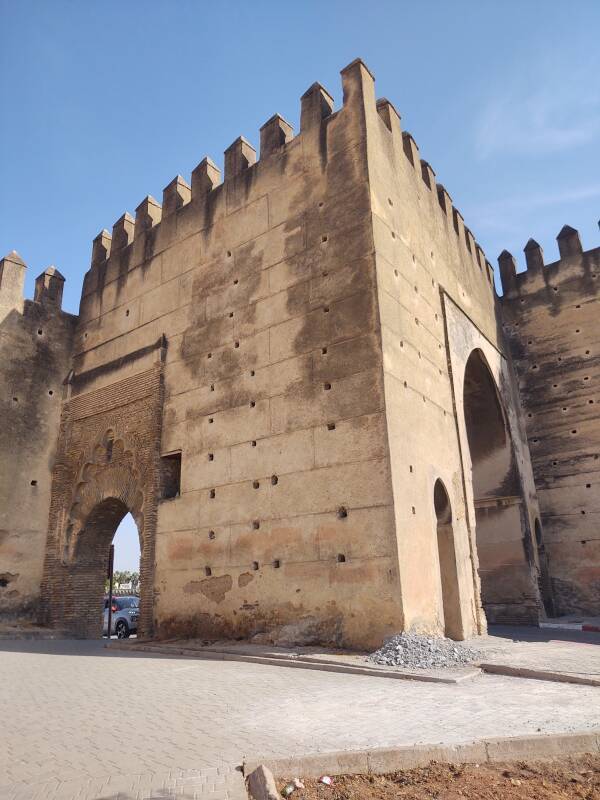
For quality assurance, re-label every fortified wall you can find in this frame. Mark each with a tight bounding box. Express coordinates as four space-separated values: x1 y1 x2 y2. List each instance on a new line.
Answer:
1 58 597 645
0 254 76 618
501 231 600 615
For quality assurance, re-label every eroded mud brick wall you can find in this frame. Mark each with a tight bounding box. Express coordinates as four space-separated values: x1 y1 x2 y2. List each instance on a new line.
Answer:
155 64 405 649
500 230 600 615
0 254 76 619
2 57 553 642
68 61 405 649
364 76 544 629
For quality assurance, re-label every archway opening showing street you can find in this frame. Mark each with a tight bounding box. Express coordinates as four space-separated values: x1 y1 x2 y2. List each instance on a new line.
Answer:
433 479 463 640
106 513 141 639
70 499 142 639
463 348 536 623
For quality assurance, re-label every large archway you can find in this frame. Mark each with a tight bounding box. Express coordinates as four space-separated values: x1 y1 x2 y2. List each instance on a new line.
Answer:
69 498 141 638
41 423 157 639
433 479 463 640
463 349 537 623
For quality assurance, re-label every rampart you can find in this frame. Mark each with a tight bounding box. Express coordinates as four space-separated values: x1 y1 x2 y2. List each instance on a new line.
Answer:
0 254 76 619
500 229 600 615
1 58 596 644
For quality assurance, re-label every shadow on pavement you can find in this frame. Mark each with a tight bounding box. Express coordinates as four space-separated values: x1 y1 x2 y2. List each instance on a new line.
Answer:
488 624 600 646
0 637 185 659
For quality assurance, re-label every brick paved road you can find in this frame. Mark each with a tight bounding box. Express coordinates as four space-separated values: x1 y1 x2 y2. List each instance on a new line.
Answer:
0 639 598 799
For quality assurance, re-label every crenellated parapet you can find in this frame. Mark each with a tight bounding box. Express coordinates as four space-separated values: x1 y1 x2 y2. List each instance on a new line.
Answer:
0 250 27 314
498 225 598 301
34 266 65 308
498 223 599 616
0 251 69 318
81 57 497 307
373 95 496 290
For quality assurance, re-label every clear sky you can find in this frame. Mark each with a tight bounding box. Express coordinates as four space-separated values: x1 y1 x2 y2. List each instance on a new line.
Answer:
113 514 140 574
2 0 599 312
2 1 599 568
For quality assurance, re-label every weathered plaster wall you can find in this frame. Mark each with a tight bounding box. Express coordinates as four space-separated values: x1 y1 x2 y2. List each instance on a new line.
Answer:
501 232 600 615
0 254 75 619
64 60 404 649
363 82 542 631
3 58 562 643
40 363 164 638
444 298 543 623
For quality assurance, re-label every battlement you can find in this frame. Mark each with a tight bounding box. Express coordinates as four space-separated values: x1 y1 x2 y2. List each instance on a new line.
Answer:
83 61 364 277
0 251 26 313
0 252 68 317
373 97 495 290
81 58 495 300
498 225 599 300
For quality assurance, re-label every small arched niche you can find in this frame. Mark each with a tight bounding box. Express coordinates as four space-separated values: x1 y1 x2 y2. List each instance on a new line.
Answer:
434 479 453 526
433 479 463 640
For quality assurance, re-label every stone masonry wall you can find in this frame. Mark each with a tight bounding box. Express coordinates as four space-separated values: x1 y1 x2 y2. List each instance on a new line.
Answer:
0 254 76 619
67 61 405 649
500 231 600 615
362 74 544 629
2 57 571 643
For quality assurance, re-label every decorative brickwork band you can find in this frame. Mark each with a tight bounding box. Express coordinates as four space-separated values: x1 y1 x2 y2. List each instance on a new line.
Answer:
40 363 165 639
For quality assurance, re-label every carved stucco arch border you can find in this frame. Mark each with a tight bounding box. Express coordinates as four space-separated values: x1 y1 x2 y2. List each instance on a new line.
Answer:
61 426 146 565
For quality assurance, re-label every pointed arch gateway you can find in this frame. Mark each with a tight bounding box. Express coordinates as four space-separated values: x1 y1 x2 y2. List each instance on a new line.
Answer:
462 348 538 623
43 428 153 638
40 364 164 639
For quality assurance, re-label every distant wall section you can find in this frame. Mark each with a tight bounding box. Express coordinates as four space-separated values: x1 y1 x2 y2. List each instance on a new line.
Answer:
500 228 600 615
0 254 76 619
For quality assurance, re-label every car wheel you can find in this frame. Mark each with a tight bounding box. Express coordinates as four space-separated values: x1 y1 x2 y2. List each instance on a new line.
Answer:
115 620 130 639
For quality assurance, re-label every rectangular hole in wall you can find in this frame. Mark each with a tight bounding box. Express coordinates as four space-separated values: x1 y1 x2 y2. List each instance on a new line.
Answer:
160 452 181 500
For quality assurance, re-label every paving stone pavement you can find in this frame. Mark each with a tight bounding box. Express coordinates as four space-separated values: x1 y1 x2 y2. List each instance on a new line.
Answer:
0 639 598 800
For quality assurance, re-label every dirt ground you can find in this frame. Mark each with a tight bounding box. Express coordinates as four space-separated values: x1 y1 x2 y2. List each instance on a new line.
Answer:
285 754 600 799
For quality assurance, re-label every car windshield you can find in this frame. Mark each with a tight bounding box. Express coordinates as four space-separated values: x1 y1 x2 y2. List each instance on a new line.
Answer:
116 597 139 609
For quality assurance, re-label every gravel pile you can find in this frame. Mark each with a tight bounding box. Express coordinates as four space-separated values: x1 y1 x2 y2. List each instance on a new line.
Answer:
368 632 481 669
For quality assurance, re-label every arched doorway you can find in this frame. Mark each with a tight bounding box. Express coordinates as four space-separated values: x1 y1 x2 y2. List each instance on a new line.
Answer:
69 498 143 638
41 426 156 639
433 479 463 640
463 349 536 622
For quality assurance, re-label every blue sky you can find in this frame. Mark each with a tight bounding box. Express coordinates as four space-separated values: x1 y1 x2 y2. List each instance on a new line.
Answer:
113 514 140 574
2 1 598 569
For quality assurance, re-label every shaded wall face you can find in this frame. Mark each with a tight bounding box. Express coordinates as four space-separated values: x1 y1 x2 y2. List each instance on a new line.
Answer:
154 101 400 650
444 300 542 625
461 351 538 622
502 246 600 615
463 354 519 500
0 299 75 619
40 367 163 639
365 89 516 639
66 497 128 638
433 480 462 639
66 66 403 651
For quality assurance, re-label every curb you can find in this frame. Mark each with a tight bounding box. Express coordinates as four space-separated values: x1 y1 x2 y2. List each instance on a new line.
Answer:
479 662 600 687
105 641 478 685
540 621 600 633
243 731 600 778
